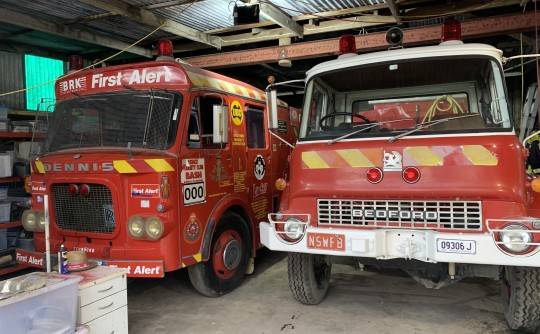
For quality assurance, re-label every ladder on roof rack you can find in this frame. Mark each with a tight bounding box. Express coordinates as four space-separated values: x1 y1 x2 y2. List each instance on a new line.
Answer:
519 83 539 141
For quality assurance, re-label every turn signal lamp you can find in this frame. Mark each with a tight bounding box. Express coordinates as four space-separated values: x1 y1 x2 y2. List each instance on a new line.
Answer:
160 176 170 199
79 184 91 197
531 177 540 193
367 167 383 184
339 34 357 56
275 178 287 191
68 55 84 72
156 39 174 60
441 18 462 43
67 183 79 196
402 166 421 184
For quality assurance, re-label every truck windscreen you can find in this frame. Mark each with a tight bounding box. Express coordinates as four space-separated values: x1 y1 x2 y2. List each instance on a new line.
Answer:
300 57 511 140
45 90 181 152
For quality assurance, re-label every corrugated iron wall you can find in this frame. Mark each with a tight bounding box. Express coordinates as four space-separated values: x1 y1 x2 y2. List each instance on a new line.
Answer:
0 51 25 110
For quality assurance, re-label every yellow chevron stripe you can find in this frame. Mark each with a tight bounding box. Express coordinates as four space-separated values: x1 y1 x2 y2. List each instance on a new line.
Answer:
145 159 174 172
34 161 45 174
113 160 137 173
462 145 498 166
193 253 202 262
336 149 374 167
302 151 330 169
181 262 186 268
405 147 443 166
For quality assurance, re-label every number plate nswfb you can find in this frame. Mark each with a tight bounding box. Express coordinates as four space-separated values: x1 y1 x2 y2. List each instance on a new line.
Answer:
436 238 476 254
307 233 345 251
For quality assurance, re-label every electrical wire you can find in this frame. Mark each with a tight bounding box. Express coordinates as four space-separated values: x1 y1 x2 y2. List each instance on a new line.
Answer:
0 0 200 99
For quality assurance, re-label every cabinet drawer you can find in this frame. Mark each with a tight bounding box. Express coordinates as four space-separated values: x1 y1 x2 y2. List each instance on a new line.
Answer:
79 274 126 306
85 305 128 334
78 290 127 324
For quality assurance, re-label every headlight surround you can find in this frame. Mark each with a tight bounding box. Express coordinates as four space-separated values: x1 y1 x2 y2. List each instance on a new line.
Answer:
283 217 305 241
500 224 533 253
145 217 164 240
22 210 38 231
127 216 145 238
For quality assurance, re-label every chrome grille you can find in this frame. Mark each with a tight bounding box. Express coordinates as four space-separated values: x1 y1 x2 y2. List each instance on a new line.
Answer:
52 184 115 234
318 199 482 230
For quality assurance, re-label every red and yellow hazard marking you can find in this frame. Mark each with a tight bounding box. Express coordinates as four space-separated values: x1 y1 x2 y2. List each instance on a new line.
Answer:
114 159 174 173
181 253 202 268
186 70 265 102
302 145 499 169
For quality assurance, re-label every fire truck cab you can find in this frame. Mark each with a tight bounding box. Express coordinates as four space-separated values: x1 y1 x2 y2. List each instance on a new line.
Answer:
18 41 296 297
262 20 540 332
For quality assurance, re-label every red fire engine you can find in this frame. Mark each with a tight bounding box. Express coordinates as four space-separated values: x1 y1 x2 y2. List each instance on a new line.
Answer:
17 39 297 296
262 19 540 332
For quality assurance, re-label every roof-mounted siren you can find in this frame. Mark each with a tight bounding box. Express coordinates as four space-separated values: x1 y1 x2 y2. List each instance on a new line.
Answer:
68 55 84 73
440 17 463 45
338 34 357 58
385 27 403 48
156 39 175 61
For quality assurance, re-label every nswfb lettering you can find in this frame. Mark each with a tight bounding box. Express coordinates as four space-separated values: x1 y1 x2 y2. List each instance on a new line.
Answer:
43 162 114 172
352 209 438 220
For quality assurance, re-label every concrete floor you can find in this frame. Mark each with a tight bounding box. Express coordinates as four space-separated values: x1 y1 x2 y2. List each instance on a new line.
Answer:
127 249 514 334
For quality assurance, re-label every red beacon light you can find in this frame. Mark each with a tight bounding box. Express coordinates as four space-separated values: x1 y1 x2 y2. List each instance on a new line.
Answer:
338 34 357 58
441 17 463 44
156 39 174 61
68 55 84 73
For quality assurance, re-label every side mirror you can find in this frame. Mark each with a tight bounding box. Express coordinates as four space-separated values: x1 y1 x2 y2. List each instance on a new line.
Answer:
213 105 228 143
266 89 278 130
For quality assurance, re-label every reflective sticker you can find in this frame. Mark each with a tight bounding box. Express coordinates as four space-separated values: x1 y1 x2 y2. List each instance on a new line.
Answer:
140 200 150 208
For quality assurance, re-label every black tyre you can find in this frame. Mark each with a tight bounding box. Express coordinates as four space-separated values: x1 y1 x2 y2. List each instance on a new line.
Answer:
500 266 540 332
188 212 250 297
288 252 332 305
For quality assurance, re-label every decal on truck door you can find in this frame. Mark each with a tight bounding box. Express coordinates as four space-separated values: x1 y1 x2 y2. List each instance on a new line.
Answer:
231 100 243 126
181 158 206 205
254 155 266 180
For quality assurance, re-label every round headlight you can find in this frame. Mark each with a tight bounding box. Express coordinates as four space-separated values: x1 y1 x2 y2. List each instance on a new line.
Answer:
500 224 533 253
37 212 46 231
145 217 163 240
127 216 145 238
284 217 305 240
22 210 37 231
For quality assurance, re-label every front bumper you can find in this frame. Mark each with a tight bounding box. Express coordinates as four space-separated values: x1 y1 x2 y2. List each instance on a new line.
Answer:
15 248 164 278
260 222 540 267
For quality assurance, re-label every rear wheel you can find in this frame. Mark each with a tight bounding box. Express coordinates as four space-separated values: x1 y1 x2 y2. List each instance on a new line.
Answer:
288 252 332 305
188 212 250 297
500 266 540 332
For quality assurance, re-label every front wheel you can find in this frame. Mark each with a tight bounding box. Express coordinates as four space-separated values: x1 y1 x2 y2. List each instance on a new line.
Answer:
188 212 250 297
288 253 332 305
500 266 540 332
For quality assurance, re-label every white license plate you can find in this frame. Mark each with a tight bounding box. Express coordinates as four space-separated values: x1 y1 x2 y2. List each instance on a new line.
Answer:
436 238 476 254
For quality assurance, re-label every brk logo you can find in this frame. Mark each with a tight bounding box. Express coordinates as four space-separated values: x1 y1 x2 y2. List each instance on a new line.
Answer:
59 77 87 95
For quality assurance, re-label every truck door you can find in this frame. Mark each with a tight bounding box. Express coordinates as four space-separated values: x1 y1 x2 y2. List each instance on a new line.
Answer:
180 94 232 255
244 104 272 221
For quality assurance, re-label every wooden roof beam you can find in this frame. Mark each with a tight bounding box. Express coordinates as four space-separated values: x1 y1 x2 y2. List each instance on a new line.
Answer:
252 0 303 38
386 0 402 24
0 7 152 58
185 11 539 68
81 0 221 49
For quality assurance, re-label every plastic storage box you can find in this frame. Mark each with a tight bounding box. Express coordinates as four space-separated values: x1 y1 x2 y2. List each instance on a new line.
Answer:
0 272 82 334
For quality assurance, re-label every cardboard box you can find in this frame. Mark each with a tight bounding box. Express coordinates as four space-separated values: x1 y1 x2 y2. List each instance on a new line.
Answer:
0 272 82 334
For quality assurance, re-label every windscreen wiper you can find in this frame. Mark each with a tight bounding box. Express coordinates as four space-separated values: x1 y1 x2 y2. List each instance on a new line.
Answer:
388 114 477 143
328 118 411 145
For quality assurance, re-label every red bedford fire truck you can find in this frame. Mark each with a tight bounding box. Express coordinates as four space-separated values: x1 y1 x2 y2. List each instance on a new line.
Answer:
262 19 540 332
16 40 297 296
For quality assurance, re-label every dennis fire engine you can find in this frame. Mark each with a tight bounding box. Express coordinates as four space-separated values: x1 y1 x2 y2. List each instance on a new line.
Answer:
17 40 297 296
261 19 540 331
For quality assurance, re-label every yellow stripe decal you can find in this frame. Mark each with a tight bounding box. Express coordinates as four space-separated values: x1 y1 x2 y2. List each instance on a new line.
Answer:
302 151 330 169
113 160 138 173
193 253 202 262
336 149 374 167
35 161 45 174
405 147 443 166
145 159 174 172
462 145 498 166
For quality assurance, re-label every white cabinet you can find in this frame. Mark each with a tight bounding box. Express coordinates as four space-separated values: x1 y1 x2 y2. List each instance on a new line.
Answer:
71 266 128 334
